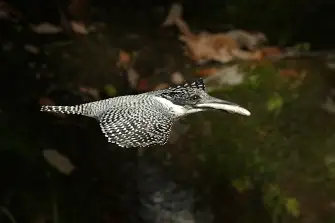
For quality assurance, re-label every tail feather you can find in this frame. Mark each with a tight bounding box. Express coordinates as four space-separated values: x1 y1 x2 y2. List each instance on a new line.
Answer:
40 105 84 115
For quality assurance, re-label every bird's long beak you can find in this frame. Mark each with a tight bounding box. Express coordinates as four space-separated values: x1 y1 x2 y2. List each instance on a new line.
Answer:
195 97 251 116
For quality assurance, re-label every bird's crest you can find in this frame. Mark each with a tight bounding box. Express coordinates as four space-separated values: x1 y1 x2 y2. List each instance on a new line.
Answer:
189 78 206 91
169 78 205 91
157 78 206 106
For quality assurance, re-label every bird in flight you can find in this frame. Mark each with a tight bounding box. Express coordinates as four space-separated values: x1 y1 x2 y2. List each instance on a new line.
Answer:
41 79 251 148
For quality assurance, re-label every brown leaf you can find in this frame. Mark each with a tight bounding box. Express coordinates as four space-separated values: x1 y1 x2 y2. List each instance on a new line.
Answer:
180 29 268 64
70 20 89 34
252 50 264 61
117 50 131 68
226 30 268 50
195 67 218 77
279 68 300 78
180 33 218 63
261 47 283 57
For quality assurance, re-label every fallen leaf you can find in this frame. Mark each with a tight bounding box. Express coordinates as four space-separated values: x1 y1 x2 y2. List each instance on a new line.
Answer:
195 67 218 77
226 30 268 51
43 149 76 175
260 47 283 57
181 30 266 64
70 20 89 34
117 50 131 68
279 68 300 78
30 23 62 34
218 66 245 85
153 83 169 90
171 71 185 84
180 33 220 64
164 3 268 65
204 65 245 90
163 6 234 64
252 50 264 61
24 44 40 54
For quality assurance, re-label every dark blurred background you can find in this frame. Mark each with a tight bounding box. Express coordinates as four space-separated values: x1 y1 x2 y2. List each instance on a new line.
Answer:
6 0 335 49
1 0 335 223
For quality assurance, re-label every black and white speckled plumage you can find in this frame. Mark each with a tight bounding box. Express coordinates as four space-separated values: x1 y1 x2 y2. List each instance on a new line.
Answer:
98 99 174 148
41 93 175 148
40 79 250 148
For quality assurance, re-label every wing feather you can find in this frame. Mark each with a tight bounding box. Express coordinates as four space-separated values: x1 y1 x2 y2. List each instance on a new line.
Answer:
98 104 174 148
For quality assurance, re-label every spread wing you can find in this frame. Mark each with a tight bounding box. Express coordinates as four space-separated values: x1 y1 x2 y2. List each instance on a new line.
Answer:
98 104 174 148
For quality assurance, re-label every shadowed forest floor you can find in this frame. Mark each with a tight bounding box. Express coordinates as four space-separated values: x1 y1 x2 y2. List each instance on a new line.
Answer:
1 2 335 223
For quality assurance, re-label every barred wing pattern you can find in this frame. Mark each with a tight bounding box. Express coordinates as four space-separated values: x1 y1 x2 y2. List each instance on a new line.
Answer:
98 104 174 148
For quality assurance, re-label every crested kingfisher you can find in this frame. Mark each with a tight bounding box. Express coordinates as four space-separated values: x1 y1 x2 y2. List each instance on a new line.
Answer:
41 79 250 148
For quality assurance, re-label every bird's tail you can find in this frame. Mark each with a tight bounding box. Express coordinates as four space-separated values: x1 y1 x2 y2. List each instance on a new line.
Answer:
40 105 85 116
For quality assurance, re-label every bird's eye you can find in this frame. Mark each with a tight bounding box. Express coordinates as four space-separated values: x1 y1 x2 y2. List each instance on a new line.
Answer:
191 95 200 100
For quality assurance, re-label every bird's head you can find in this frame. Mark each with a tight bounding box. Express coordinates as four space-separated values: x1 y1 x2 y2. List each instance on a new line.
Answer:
156 79 251 116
